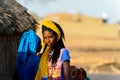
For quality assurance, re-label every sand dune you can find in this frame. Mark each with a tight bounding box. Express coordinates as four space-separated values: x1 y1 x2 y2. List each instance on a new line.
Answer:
36 12 120 74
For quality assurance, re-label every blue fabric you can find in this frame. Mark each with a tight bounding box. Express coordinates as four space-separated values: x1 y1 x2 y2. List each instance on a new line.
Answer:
61 49 70 62
17 30 40 64
15 30 41 80
61 48 70 80
15 56 40 80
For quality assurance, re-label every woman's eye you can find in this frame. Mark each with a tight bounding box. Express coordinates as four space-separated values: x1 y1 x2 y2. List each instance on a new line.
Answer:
49 36 54 38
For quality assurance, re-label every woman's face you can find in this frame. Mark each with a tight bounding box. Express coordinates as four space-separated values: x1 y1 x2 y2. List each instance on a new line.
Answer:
43 30 57 47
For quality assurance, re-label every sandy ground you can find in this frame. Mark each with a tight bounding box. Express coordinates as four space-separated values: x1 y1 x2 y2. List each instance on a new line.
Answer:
36 13 120 75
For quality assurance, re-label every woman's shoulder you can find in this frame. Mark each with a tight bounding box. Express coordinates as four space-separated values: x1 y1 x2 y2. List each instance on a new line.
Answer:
60 48 69 53
60 48 70 62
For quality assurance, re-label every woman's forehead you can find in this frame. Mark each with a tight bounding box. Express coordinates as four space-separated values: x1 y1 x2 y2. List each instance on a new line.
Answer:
43 31 54 37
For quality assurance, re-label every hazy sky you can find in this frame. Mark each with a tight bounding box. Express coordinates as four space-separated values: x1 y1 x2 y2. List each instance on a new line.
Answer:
17 0 120 24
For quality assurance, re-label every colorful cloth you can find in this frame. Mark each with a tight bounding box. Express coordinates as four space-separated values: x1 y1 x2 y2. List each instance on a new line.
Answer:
35 46 51 80
48 48 70 80
70 66 91 80
14 30 41 80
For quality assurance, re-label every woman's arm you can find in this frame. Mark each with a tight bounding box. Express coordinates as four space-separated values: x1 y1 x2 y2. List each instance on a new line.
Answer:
63 60 72 80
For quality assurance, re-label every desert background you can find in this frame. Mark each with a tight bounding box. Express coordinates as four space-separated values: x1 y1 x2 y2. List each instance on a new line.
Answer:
36 12 120 76
14 0 120 79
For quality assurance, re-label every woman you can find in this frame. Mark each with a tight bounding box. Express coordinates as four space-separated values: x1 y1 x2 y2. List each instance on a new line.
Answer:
35 20 72 80
14 30 41 80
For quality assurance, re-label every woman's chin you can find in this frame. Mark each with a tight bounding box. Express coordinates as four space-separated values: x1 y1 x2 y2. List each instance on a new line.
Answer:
47 44 52 47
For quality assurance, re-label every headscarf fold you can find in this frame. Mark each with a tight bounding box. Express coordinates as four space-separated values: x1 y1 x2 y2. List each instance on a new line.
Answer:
17 30 40 64
35 46 51 80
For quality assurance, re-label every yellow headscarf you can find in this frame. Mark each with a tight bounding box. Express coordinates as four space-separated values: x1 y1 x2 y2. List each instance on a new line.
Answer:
42 20 61 40
35 20 61 80
35 46 50 80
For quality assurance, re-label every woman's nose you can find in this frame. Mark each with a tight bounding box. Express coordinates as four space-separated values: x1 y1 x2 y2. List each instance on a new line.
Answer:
46 38 50 43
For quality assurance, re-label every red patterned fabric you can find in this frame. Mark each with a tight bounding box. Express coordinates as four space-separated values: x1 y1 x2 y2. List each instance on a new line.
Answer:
70 66 87 80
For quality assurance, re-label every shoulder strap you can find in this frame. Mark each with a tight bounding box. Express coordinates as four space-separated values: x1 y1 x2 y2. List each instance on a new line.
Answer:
58 48 65 60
